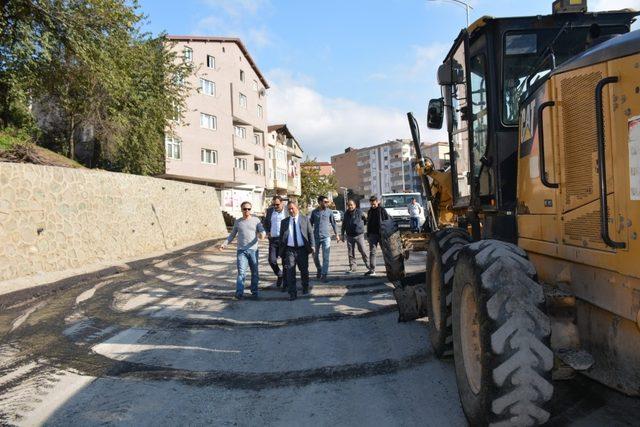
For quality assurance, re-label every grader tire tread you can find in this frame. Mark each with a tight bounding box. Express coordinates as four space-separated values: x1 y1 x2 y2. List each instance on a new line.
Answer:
426 227 471 358
455 240 554 426
380 219 406 283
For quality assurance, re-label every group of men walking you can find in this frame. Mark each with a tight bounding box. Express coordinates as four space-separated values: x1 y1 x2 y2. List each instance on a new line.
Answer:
221 195 389 301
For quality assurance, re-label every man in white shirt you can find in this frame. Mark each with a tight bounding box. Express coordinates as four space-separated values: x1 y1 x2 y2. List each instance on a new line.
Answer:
263 196 287 287
408 197 423 232
278 200 315 301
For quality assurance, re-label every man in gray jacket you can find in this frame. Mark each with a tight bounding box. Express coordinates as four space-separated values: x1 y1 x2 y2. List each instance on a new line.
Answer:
278 200 315 300
310 195 340 282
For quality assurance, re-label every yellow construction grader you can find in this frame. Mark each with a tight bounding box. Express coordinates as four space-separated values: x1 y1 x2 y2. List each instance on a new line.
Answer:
381 1 640 425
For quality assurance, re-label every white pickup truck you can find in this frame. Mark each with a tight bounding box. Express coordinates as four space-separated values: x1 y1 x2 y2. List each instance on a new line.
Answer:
381 193 425 229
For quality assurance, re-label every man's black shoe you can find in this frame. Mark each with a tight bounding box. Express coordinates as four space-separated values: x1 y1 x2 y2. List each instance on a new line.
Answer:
316 271 322 279
276 277 283 287
289 294 297 301
234 294 243 300
321 275 328 283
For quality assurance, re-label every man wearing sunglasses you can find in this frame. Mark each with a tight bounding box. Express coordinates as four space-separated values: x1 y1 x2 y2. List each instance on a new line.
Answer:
263 195 288 287
220 201 266 300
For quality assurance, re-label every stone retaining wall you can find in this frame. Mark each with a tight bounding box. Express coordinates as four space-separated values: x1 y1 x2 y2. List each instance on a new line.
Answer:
0 163 227 282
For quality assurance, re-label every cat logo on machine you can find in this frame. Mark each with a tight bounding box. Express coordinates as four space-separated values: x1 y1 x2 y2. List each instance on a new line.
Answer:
519 97 536 158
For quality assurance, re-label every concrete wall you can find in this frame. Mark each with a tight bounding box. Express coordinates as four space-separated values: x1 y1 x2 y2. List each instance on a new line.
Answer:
0 163 227 282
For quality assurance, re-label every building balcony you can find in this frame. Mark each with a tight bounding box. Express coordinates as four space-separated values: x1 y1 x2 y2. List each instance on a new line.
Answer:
288 181 301 195
273 178 288 190
234 168 266 187
233 135 265 159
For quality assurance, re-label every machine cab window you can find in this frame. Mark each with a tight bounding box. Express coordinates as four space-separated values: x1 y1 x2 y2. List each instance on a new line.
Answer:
443 39 472 207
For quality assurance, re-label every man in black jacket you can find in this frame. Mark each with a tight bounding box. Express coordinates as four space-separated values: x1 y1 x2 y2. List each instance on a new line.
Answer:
263 195 287 287
278 200 315 300
365 195 389 276
341 199 370 274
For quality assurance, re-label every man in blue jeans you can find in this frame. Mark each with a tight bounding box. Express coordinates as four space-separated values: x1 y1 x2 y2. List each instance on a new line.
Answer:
309 195 340 282
220 201 266 300
408 197 423 232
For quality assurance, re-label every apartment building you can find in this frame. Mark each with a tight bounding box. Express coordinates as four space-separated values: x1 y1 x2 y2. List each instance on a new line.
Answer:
421 141 450 169
332 140 451 198
356 139 423 197
163 36 270 215
331 147 363 195
266 124 302 198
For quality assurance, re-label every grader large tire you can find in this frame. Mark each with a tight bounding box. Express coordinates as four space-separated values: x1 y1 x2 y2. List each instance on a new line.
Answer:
379 218 405 282
425 228 471 358
452 240 554 426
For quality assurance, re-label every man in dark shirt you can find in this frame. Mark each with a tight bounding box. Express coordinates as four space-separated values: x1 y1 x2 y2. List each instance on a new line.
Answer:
341 199 370 274
365 195 389 276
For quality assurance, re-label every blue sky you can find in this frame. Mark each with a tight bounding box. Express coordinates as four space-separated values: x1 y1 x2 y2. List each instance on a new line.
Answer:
139 0 639 160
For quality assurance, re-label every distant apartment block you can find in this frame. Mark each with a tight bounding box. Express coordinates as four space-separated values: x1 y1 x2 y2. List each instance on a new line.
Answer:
163 36 271 215
421 141 450 169
332 140 449 198
267 124 302 197
358 139 422 196
331 147 363 195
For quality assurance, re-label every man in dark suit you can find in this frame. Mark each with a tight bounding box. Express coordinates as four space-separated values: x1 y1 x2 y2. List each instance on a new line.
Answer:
278 200 315 301
263 195 287 287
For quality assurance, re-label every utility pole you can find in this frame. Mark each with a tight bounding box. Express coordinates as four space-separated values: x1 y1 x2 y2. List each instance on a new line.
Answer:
427 0 474 27
339 186 349 211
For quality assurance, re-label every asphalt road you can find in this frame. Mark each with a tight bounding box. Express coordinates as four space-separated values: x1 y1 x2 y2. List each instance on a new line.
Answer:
1 236 639 426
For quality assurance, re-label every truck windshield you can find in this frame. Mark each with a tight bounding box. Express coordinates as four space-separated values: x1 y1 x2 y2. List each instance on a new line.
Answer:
502 25 628 125
382 195 422 208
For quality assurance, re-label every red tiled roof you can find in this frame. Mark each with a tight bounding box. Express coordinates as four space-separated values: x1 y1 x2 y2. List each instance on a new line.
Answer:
166 35 269 89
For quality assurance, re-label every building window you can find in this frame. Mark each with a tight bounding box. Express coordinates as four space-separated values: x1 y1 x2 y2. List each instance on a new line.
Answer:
183 46 193 63
165 135 181 160
253 80 258 91
276 168 287 182
239 93 247 109
200 78 215 96
253 133 261 146
171 102 181 122
268 147 274 159
234 125 246 139
234 157 248 170
201 148 218 164
276 148 286 161
206 55 215 69
254 163 264 175
200 113 217 130
257 104 263 118
240 70 245 82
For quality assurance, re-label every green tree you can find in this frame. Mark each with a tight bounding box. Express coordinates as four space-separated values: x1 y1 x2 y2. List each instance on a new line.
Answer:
0 0 189 174
300 158 337 210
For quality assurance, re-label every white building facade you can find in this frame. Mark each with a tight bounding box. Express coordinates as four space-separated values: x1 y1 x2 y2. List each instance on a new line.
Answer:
163 36 270 216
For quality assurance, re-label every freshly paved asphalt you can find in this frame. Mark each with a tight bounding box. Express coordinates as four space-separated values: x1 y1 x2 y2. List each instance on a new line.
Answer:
0 234 638 426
